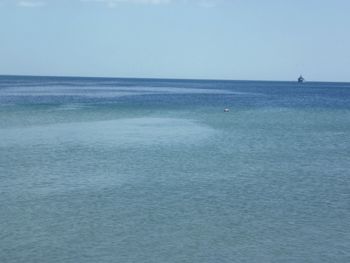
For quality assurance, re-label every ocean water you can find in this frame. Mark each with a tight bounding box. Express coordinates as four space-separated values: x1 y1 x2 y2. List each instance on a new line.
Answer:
0 76 349 263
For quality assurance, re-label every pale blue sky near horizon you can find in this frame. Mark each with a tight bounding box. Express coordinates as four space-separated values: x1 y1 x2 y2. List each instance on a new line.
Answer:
0 0 349 81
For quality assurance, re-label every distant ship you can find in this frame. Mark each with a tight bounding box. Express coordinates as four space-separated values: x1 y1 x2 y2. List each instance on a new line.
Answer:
298 75 305 83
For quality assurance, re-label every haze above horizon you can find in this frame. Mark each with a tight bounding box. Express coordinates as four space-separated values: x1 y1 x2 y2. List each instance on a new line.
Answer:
1 0 349 82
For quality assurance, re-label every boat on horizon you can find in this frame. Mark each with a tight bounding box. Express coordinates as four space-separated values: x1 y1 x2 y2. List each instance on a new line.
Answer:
298 75 305 83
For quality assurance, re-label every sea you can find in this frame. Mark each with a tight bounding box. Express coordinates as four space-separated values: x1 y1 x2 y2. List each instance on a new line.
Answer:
0 75 349 263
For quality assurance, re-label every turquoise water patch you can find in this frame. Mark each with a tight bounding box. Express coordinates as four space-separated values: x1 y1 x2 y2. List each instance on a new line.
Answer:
0 117 215 148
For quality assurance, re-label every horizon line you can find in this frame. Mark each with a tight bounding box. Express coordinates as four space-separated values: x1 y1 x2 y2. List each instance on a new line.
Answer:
0 74 349 84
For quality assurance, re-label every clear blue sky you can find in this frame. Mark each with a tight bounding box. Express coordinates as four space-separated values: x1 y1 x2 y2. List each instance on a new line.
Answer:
1 0 349 81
